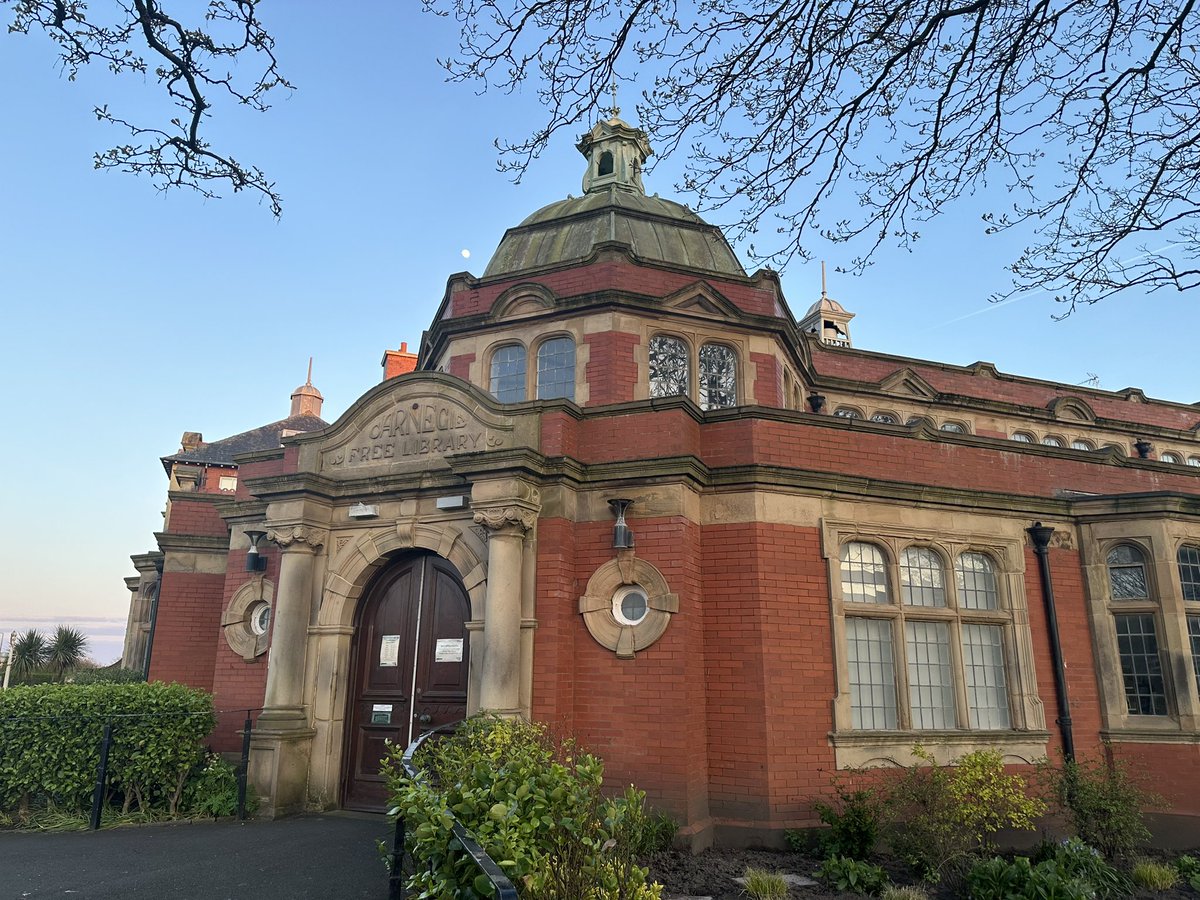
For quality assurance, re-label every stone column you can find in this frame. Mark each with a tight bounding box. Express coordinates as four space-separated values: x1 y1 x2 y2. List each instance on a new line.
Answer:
249 525 323 817
473 505 536 716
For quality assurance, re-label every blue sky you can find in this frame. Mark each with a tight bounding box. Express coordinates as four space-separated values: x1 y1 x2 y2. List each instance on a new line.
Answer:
0 4 1194 665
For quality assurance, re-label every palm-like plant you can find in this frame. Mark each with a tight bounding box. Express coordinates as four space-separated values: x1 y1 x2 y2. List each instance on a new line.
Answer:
11 629 49 680
47 626 89 678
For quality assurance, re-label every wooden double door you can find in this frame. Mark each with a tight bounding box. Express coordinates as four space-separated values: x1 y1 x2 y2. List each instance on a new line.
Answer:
342 553 471 811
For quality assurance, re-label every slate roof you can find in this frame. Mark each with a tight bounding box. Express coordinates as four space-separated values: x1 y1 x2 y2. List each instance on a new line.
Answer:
162 414 328 470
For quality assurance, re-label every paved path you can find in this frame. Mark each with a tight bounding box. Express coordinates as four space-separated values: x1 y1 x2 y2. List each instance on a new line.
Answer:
0 814 393 899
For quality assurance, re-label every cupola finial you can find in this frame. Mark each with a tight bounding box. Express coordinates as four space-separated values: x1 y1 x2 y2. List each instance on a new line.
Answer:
577 100 653 195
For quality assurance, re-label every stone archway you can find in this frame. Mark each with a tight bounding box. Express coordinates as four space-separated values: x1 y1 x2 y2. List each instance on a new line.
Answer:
304 520 489 808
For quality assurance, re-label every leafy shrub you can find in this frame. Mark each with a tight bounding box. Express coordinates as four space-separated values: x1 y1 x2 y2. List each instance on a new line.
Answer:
1048 756 1160 860
0 682 215 820
812 782 883 860
784 827 818 853
69 667 145 685
881 887 929 900
816 855 889 895
1027 838 1130 899
966 856 1093 900
383 715 662 899
183 754 255 819
1130 859 1178 891
886 746 1046 881
628 808 677 854
742 866 789 900
1175 855 1200 891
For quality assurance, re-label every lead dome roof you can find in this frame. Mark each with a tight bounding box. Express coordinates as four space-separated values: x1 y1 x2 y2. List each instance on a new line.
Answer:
483 115 746 279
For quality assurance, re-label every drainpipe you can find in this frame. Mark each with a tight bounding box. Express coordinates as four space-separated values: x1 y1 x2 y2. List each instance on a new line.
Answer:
141 560 164 681
1027 522 1075 761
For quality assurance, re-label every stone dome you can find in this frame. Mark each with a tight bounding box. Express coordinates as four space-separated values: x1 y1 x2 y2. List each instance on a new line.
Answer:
483 115 745 279
483 186 746 278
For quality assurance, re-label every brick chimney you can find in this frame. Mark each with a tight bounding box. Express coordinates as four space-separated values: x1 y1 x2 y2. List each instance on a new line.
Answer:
381 342 419 380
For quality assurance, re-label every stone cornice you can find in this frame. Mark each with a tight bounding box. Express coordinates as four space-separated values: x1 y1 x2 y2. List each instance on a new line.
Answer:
1069 492 1200 520
231 447 286 465
154 532 230 553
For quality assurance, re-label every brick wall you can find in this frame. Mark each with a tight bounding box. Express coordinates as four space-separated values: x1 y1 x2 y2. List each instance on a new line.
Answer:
583 331 640 405
148 570 225 691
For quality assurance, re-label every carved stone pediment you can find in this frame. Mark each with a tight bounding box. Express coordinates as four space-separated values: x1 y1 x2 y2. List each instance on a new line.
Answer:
309 374 533 477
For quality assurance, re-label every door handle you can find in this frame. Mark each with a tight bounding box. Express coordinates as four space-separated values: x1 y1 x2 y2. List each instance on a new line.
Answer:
417 712 432 725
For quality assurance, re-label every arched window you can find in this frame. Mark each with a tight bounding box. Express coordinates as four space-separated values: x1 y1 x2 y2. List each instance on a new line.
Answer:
840 542 889 604
834 407 862 419
1107 545 1149 600
648 335 689 398
1041 436 1065 447
1071 439 1094 451
956 552 999 610
1188 457 1200 468
939 422 967 434
870 412 898 424
698 343 737 410
900 547 946 607
1161 452 1182 464
489 344 526 403
1010 432 1035 443
598 151 614 176
1178 545 1200 602
536 337 575 400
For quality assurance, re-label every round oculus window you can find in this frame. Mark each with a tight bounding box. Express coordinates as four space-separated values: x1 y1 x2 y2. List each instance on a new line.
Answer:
613 585 649 626
249 601 272 636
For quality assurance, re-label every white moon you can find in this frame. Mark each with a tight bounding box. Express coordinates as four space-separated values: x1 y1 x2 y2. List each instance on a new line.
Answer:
460 249 471 259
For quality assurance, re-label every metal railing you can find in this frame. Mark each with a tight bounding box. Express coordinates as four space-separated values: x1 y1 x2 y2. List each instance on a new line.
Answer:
388 721 518 900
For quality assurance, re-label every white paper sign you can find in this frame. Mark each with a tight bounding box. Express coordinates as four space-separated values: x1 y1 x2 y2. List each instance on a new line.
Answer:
435 638 464 663
379 634 401 667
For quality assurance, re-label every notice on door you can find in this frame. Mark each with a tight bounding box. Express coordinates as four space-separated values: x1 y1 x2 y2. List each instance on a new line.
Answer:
379 634 401 667
371 703 393 725
435 638 464 663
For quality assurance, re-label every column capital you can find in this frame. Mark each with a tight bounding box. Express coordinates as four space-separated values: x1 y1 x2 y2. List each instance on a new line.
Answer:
267 525 326 550
473 506 537 534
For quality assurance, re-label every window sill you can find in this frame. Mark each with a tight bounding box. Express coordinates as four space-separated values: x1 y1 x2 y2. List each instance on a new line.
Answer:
1100 726 1200 744
829 729 1051 769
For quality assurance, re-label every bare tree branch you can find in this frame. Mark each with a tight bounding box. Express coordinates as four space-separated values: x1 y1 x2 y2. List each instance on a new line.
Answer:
422 0 1200 310
6 0 290 215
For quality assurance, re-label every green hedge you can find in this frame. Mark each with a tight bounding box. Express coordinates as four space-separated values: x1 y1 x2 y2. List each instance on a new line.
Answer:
0 682 215 818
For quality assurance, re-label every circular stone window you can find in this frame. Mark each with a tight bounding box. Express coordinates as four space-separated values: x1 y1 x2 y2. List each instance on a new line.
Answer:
222 578 275 660
613 585 649 626
249 601 272 636
579 558 679 658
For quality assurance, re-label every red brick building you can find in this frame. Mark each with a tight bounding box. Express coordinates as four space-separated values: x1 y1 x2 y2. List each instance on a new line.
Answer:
126 114 1200 846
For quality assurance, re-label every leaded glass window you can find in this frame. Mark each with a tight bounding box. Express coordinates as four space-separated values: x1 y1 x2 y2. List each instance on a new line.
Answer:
489 344 526 403
698 343 737 410
1178 545 1200 602
1010 432 1034 443
906 621 956 728
649 335 689 398
956 552 999 610
1161 452 1182 464
841 542 890 604
1107 545 1149 600
1188 457 1200 467
940 422 966 434
846 617 898 729
1114 614 1168 715
536 337 575 400
961 623 1011 728
1189 616 1200 695
1071 439 1094 451
870 413 898 424
834 408 862 419
900 547 946 607
1042 436 1064 447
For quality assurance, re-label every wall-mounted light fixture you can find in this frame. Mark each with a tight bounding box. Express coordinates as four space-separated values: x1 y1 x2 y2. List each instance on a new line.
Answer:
608 498 635 550
245 530 268 572
807 392 827 414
